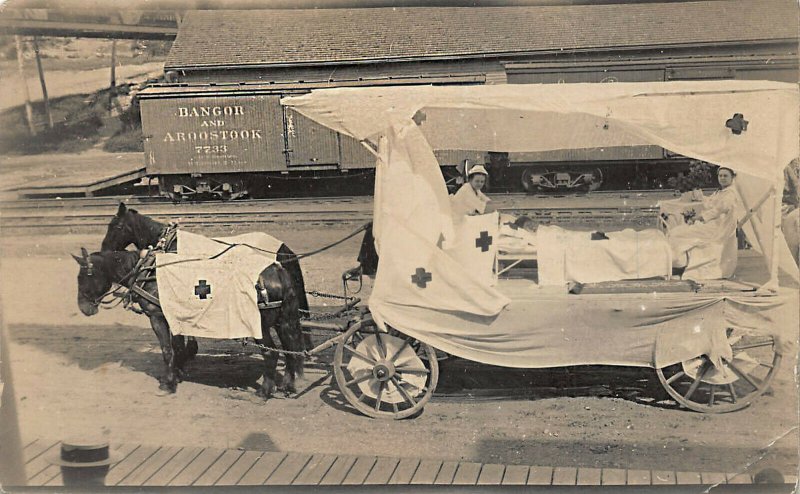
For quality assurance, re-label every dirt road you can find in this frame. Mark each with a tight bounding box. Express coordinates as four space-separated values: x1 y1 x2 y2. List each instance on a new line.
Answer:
1 222 797 477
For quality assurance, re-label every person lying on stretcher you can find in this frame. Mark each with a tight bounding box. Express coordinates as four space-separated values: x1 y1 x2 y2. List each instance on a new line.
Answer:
660 167 743 279
498 215 611 254
497 216 673 284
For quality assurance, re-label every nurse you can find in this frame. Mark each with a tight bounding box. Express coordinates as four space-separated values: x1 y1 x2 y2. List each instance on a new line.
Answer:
669 167 742 274
451 164 496 220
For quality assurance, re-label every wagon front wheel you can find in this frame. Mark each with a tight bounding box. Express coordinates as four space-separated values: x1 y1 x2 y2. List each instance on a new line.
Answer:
333 318 439 419
656 329 781 413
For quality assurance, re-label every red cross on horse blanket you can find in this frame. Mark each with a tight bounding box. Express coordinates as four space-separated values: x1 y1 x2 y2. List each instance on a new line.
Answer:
155 230 282 339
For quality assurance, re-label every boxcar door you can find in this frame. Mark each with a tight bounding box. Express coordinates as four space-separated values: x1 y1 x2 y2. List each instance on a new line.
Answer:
284 108 340 168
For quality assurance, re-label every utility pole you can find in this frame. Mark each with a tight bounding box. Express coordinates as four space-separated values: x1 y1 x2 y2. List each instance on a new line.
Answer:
109 39 117 111
14 35 36 136
32 37 54 129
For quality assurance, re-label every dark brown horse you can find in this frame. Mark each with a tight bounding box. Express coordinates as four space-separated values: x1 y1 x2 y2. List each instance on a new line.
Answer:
101 203 312 349
73 248 304 397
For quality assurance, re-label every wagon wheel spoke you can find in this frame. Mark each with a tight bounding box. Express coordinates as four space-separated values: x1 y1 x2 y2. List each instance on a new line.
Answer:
345 372 373 388
665 370 685 386
390 376 418 407
343 345 377 366
724 358 762 391
708 384 715 406
375 331 387 359
374 382 385 412
683 362 709 400
392 402 399 414
731 340 774 352
395 367 430 376
389 340 410 363
352 329 367 346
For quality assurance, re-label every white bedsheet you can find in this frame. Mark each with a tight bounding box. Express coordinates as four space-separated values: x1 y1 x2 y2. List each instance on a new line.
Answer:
537 226 672 286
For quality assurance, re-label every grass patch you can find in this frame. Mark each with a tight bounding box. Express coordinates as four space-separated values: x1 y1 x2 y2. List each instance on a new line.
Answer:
103 127 144 153
0 89 119 155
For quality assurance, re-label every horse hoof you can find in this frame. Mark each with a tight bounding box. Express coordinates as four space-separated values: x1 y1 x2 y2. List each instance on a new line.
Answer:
256 383 275 400
158 382 177 395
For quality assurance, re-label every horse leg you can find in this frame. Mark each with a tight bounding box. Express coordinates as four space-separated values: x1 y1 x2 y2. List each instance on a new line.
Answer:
186 337 199 360
275 311 305 395
171 335 187 381
256 313 279 400
149 313 178 393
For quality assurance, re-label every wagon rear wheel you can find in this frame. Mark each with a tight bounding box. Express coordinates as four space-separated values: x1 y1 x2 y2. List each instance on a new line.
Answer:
656 328 781 413
333 318 439 419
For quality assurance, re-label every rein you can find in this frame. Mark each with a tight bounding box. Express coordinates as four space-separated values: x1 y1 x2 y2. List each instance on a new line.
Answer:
205 222 370 261
99 222 365 318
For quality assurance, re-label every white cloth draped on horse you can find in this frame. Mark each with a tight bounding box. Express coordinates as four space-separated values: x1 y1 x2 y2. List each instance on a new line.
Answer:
155 231 282 339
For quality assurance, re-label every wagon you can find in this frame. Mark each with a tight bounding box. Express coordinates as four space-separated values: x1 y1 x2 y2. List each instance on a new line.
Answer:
284 81 799 419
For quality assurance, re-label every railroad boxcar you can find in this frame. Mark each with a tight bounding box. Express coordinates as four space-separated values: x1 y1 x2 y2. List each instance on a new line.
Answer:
137 77 486 199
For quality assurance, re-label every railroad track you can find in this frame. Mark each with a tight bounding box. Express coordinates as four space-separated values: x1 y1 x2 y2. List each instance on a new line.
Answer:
0 190 674 231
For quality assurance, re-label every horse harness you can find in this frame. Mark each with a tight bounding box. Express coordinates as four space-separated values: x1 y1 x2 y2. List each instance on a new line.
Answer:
91 223 369 358
115 224 283 314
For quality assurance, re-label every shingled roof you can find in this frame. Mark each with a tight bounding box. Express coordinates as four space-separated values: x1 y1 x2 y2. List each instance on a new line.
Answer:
165 0 799 69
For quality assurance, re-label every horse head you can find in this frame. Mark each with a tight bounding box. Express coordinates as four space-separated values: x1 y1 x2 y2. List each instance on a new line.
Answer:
101 203 137 252
102 203 167 252
72 248 112 316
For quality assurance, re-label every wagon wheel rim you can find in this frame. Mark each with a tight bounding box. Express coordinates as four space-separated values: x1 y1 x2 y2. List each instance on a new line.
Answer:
656 330 781 413
333 319 439 419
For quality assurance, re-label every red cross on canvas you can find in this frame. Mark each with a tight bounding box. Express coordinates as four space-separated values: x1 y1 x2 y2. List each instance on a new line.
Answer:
194 280 212 300
411 267 433 288
475 231 493 252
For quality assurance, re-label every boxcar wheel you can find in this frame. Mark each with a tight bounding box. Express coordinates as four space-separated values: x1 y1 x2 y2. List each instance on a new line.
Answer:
520 167 538 194
333 318 439 419
656 328 781 413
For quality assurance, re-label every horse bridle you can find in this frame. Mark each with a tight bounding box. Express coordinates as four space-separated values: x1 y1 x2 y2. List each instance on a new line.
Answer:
78 248 135 309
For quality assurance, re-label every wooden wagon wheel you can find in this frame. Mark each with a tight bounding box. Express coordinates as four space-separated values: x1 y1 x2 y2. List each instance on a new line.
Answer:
656 328 782 413
333 318 439 419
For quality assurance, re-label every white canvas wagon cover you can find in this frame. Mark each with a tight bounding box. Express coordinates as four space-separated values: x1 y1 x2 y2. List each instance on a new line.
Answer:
282 81 799 368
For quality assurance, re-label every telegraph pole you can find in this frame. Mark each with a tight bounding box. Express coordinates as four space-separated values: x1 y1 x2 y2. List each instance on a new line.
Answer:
32 37 54 129
109 39 117 111
14 35 36 136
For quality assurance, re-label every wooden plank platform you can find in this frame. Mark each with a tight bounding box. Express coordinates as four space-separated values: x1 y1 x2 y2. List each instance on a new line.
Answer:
21 439 782 487
13 167 147 198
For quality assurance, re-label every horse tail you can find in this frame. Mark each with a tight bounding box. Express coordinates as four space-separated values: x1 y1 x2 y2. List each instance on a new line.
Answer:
276 265 305 378
277 243 309 313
